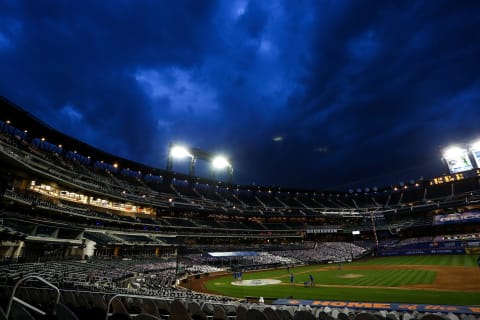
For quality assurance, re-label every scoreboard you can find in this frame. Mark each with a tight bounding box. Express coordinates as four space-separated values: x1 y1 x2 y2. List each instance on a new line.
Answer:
442 142 480 175
430 169 480 185
443 147 473 174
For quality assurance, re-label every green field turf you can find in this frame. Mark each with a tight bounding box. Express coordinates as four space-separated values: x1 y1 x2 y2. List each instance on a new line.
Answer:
289 269 436 287
203 255 480 306
351 254 478 267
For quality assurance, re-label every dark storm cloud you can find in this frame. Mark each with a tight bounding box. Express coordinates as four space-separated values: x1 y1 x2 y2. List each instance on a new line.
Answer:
1 0 480 190
277 0 480 189
0 0 216 164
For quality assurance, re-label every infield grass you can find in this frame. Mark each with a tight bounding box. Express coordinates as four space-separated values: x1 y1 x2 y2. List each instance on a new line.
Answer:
203 255 480 305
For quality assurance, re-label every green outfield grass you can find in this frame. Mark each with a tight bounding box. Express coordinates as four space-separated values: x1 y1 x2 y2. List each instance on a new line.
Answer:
351 254 479 267
290 269 436 287
203 255 480 305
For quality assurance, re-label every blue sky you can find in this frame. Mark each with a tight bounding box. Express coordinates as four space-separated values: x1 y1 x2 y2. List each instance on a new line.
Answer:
1 0 480 190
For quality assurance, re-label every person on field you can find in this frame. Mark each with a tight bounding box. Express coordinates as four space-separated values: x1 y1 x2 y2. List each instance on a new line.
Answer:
309 274 314 287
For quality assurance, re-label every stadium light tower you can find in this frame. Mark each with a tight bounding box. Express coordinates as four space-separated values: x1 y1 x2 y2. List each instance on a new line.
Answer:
166 143 234 182
166 144 196 176
211 155 233 182
470 140 480 151
170 145 191 159
442 146 463 158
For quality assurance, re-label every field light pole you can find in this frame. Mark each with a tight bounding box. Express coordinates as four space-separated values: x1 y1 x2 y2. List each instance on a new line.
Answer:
166 144 196 176
211 166 233 183
211 156 233 183
167 143 234 182
370 212 379 254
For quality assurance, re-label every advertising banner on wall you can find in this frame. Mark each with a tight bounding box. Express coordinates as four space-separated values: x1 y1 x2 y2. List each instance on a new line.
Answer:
273 299 480 315
433 212 480 225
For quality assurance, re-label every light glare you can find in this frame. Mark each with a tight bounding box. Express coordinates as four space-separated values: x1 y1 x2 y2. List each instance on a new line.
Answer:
170 145 191 159
212 156 230 169
470 140 480 151
443 146 464 158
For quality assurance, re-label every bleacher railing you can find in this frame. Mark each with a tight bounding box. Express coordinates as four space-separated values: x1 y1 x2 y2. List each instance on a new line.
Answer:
6 275 61 318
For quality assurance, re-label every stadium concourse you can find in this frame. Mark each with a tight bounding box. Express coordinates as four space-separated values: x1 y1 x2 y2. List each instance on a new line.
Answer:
0 96 479 319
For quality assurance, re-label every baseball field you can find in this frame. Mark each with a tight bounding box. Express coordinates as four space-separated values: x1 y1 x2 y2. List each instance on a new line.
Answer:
188 255 480 306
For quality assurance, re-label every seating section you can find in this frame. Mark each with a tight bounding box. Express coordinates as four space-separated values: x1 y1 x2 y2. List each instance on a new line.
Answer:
2 128 480 238
0 284 476 320
272 242 367 263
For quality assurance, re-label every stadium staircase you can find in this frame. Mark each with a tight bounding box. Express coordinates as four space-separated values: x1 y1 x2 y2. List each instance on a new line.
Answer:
255 195 267 208
274 196 289 208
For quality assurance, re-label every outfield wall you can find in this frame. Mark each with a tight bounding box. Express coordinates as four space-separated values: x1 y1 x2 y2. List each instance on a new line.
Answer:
378 238 480 256
379 248 465 256
272 299 480 315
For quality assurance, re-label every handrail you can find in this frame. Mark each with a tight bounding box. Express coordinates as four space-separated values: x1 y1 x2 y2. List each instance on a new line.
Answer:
6 275 61 319
105 293 238 320
105 293 172 320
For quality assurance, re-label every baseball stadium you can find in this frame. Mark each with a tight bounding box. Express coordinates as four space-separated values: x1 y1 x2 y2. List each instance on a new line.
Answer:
0 96 479 319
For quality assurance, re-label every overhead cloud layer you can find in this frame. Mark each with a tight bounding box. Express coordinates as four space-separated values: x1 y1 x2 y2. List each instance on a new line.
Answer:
1 0 479 190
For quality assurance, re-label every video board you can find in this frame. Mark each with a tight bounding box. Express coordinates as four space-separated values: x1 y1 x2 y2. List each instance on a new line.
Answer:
471 144 480 168
443 147 473 174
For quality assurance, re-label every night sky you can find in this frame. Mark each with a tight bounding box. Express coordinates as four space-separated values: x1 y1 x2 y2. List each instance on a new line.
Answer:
1 1 480 191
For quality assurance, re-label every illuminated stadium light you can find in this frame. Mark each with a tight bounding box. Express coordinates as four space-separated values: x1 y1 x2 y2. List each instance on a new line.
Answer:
166 143 233 183
170 145 192 159
443 146 464 158
442 145 473 174
166 144 197 176
470 140 480 151
166 142 234 182
211 155 234 183
212 155 231 170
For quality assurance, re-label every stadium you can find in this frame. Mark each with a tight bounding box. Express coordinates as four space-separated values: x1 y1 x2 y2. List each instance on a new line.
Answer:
0 95 479 319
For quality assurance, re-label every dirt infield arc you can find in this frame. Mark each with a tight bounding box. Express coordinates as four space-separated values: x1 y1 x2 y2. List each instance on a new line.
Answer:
185 265 480 295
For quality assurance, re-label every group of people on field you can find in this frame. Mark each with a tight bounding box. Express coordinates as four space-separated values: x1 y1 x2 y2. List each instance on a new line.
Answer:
288 266 316 287
287 261 345 288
